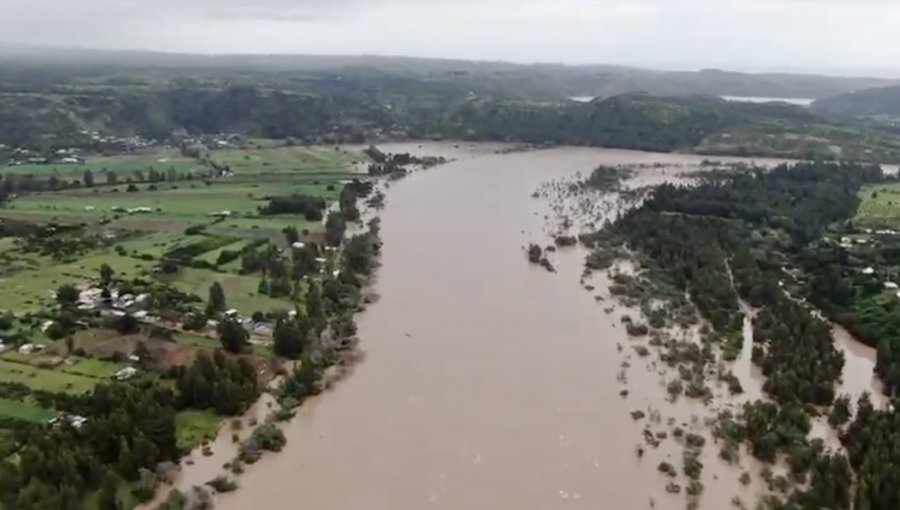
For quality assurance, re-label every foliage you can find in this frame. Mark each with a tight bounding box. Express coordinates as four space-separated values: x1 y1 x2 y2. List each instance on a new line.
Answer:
173 350 258 416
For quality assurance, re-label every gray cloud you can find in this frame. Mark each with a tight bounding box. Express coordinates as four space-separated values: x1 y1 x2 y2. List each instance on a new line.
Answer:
0 0 898 75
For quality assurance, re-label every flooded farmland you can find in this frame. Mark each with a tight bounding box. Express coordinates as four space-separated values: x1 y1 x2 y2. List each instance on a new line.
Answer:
190 144 884 510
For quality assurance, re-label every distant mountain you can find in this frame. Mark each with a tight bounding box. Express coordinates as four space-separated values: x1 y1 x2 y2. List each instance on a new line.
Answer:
0 44 896 101
813 85 900 118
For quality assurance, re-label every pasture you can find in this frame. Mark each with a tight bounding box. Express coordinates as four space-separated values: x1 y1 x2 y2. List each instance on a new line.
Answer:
857 183 900 227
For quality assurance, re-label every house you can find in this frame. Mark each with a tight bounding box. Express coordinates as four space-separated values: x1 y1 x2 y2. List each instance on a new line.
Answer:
18 344 35 355
224 309 240 319
133 311 149 319
84 206 95 212
886 282 899 290
114 367 138 381
209 210 232 218
40 320 55 332
292 242 306 249
863 267 876 275
50 414 88 429
128 354 141 363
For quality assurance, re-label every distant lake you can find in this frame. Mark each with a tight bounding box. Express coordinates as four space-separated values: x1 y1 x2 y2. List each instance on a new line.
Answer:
721 96 815 106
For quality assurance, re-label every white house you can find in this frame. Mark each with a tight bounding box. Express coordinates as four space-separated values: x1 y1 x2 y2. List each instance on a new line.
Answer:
886 282 899 290
114 367 138 381
18 344 35 355
863 267 876 275
292 242 306 249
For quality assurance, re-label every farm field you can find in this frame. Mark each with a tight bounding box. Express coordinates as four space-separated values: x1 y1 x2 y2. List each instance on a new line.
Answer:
1 178 346 233
0 150 203 179
210 145 364 176
0 359 99 394
0 141 374 480
162 267 291 314
857 182 900 227
0 398 55 423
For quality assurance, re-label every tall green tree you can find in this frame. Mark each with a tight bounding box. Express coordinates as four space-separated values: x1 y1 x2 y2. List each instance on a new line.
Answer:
208 282 226 313
217 318 249 354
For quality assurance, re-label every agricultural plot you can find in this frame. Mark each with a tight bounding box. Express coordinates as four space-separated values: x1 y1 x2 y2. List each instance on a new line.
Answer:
3 180 342 234
210 145 364 176
0 252 153 310
0 398 55 423
0 359 98 394
162 267 291 314
857 183 900 227
0 150 203 180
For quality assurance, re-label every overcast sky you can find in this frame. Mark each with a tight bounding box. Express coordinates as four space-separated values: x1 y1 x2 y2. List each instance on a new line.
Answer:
1 0 898 75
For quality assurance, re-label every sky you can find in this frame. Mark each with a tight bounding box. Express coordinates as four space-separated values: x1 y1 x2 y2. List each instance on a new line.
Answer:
1 0 899 75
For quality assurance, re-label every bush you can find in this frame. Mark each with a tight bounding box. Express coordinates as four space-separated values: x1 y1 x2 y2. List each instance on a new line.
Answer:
184 225 206 236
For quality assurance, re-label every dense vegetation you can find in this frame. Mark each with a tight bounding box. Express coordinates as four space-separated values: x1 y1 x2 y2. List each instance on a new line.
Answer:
0 58 899 162
589 160 900 508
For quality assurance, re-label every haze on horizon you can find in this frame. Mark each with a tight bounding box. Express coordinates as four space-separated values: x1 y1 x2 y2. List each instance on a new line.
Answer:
1 0 899 77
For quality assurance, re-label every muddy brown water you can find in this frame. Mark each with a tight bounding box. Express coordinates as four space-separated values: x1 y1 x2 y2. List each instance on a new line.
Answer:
182 144 884 510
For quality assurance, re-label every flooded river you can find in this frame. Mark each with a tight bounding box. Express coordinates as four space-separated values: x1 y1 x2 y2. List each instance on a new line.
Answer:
203 144 884 510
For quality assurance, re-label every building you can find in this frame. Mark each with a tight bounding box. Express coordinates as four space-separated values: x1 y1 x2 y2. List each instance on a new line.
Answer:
114 367 138 381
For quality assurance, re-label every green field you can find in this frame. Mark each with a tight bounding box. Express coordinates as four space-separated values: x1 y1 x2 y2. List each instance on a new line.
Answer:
175 410 222 450
210 145 364 176
0 359 98 394
174 331 272 358
0 398 55 423
0 151 203 179
0 252 153 310
2 180 343 234
857 183 900 227
163 267 291 314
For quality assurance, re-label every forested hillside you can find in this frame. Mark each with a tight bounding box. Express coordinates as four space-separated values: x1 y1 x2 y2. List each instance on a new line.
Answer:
814 85 900 120
3 71 900 163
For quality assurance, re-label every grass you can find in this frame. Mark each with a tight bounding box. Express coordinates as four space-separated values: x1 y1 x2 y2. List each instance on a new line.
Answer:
0 252 153 310
210 145 364 176
0 398 56 423
0 359 98 393
3 180 342 235
174 332 272 358
175 410 222 450
163 267 293 314
857 183 900 227
0 237 17 254
0 150 203 179
195 240 251 265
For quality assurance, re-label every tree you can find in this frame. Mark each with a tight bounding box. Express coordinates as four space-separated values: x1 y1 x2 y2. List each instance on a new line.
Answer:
114 313 140 335
325 211 346 247
98 471 120 510
106 171 117 185
83 169 95 188
273 318 305 359
208 282 226 313
217 318 249 354
283 226 300 245
100 263 114 286
56 284 80 306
